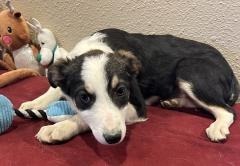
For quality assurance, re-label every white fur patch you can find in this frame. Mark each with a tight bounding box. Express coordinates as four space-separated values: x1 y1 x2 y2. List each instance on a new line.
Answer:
36 113 89 143
205 106 233 141
178 79 234 142
69 33 113 59
19 87 62 111
111 75 119 89
122 103 147 125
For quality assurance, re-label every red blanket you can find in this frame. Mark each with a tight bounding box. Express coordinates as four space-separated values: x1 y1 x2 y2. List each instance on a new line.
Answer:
0 70 240 166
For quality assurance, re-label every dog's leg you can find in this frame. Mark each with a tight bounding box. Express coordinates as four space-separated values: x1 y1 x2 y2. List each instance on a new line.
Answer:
179 80 234 142
122 103 147 125
36 113 89 143
19 87 62 111
205 106 234 142
160 94 196 108
145 96 160 106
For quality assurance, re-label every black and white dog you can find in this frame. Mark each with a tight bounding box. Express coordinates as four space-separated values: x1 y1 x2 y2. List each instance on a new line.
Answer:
19 29 239 145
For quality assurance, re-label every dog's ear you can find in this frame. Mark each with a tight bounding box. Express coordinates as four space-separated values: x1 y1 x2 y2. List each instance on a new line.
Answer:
47 59 70 88
129 76 146 118
117 50 142 76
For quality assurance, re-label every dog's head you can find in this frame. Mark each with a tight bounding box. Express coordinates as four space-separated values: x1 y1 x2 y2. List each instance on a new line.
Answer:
48 50 145 145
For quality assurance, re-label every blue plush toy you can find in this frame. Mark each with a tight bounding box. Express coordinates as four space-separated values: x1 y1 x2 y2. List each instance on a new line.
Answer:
42 100 76 123
0 95 76 134
0 95 14 134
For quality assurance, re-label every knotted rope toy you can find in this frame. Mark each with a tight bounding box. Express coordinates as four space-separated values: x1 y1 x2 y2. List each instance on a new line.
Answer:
0 95 76 134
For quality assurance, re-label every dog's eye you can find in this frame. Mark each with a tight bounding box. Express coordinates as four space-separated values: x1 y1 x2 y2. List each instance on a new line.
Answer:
7 27 12 33
41 42 45 45
79 92 91 104
116 84 127 97
75 90 95 110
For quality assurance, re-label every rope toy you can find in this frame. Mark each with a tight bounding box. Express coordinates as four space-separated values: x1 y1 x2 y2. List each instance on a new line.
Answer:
0 95 76 134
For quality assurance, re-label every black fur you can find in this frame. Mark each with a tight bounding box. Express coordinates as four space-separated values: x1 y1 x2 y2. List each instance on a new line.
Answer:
99 29 239 111
105 54 146 117
105 53 131 108
128 76 146 117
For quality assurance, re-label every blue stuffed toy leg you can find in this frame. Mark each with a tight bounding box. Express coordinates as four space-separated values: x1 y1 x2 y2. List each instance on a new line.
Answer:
0 95 14 134
46 101 77 123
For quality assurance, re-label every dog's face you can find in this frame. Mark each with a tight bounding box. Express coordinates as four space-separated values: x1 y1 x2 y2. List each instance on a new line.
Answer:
48 50 142 145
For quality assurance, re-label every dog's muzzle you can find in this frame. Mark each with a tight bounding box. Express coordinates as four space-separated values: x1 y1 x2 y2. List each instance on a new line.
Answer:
103 131 122 144
79 104 127 145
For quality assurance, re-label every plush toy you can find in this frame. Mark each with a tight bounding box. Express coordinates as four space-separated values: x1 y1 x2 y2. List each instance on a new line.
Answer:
16 100 76 123
0 95 76 134
0 0 44 88
0 49 16 71
27 18 68 68
0 95 14 133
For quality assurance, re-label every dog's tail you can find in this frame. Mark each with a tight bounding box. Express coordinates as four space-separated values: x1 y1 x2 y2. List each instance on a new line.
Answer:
14 108 48 120
227 74 240 106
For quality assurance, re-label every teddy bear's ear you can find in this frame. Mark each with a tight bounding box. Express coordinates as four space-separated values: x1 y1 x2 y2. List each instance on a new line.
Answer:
14 12 21 18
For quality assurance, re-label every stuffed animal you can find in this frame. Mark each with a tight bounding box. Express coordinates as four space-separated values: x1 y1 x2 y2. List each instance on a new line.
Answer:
0 49 16 71
0 0 44 88
17 18 72 121
0 95 76 134
27 18 68 68
0 95 14 133
18 100 76 123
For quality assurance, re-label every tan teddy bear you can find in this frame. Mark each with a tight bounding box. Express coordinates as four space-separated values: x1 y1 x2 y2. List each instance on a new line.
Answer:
0 0 44 88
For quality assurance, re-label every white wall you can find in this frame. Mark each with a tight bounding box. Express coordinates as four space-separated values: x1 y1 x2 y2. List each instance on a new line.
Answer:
9 0 240 82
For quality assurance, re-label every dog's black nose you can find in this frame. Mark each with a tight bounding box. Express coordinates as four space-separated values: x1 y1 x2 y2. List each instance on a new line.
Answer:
103 132 122 144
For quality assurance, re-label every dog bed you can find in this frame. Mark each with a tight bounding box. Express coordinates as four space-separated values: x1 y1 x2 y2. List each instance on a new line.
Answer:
0 70 239 166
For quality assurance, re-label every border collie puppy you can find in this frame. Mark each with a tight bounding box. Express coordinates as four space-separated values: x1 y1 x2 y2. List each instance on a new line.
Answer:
20 29 239 145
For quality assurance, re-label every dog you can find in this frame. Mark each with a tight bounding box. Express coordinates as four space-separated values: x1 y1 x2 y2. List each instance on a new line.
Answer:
19 28 239 145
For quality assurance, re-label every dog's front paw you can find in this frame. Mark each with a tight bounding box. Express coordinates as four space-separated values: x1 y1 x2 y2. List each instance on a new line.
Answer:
19 100 47 111
19 101 37 110
206 121 230 142
36 123 77 144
